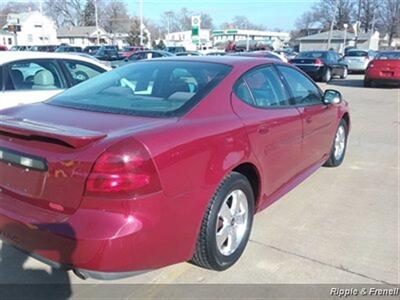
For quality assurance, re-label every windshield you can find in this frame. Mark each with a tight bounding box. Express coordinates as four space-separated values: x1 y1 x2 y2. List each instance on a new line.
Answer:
346 51 368 57
48 61 231 117
376 52 400 60
297 52 327 59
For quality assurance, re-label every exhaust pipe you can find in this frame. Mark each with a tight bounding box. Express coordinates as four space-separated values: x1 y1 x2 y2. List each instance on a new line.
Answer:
73 269 88 280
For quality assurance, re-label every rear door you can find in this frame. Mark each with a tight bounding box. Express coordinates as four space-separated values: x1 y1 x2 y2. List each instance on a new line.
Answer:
0 59 67 110
231 65 303 197
277 65 337 167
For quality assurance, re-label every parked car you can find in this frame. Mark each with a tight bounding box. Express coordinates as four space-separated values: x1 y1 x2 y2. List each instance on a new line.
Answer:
94 47 123 61
290 50 348 82
83 45 101 55
229 51 288 62
165 46 186 54
55 46 83 53
120 46 147 58
364 51 400 87
206 51 227 56
30 45 58 52
10 45 30 51
344 50 375 73
275 49 297 60
0 52 111 110
175 51 201 56
125 50 174 62
0 45 7 51
0 56 350 280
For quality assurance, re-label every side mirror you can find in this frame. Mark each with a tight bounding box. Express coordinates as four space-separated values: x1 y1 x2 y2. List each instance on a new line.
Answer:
323 89 342 105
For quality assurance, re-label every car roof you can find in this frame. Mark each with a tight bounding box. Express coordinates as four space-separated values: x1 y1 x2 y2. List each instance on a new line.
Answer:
140 55 279 67
0 51 111 70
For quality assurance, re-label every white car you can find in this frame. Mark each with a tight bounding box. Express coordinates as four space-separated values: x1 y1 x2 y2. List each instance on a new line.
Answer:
344 50 375 72
0 52 111 110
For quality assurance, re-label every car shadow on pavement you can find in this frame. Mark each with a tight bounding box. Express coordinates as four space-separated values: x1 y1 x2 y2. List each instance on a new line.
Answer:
329 78 399 89
0 223 75 299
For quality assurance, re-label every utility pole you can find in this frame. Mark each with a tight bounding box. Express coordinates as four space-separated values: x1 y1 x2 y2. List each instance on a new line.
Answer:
95 0 100 45
327 0 339 50
39 0 45 45
139 0 143 46
355 0 362 47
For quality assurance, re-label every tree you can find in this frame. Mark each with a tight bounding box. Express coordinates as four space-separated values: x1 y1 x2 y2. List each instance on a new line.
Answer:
151 40 157 49
311 0 355 30
43 0 85 27
377 0 400 46
127 16 148 46
102 0 130 33
360 0 379 32
295 11 317 30
157 39 166 50
83 0 96 26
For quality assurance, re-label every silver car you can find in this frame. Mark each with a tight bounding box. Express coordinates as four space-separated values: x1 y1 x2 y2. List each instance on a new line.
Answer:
344 50 376 72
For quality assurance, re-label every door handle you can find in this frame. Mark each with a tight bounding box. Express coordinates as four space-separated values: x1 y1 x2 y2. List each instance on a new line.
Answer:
257 125 269 135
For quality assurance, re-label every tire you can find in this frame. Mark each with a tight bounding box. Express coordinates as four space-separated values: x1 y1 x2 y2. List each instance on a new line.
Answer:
324 119 348 167
322 67 332 83
340 67 348 79
190 172 254 271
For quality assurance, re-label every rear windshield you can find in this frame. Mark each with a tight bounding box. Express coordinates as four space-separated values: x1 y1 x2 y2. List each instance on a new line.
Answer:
297 52 327 59
346 51 368 57
376 52 400 60
48 61 231 117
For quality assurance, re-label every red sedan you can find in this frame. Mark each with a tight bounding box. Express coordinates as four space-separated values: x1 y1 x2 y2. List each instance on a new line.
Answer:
364 51 400 87
0 57 350 280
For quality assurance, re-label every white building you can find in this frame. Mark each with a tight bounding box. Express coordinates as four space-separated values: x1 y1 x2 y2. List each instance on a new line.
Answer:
0 31 15 48
4 11 57 46
57 26 109 47
165 29 211 51
211 29 290 50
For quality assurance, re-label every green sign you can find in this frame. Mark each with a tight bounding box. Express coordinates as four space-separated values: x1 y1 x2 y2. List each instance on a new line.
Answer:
226 29 238 34
212 30 224 35
192 27 199 37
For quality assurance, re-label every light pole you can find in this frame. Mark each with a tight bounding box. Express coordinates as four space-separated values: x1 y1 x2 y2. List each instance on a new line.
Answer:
94 0 100 45
139 0 143 46
327 0 339 50
343 23 348 54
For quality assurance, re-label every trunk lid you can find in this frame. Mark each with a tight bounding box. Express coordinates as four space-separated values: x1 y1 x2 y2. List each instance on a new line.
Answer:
0 104 177 214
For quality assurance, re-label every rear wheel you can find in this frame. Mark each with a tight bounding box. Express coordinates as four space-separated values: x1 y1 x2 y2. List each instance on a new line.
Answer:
340 67 348 79
190 172 254 271
322 68 332 83
324 119 348 167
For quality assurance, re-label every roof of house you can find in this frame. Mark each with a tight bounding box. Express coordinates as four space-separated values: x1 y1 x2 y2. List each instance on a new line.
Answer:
57 26 105 38
300 29 378 41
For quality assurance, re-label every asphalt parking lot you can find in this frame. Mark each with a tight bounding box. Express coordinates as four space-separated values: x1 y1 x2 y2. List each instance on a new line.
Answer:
0 75 398 291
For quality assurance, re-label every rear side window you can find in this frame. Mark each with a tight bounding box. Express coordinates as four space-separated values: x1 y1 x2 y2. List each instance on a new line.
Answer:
235 66 290 108
5 60 65 91
48 61 231 117
277 66 322 105
346 51 368 57
62 60 104 85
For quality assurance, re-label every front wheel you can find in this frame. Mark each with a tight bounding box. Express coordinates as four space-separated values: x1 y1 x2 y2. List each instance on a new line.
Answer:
190 172 254 271
324 119 348 167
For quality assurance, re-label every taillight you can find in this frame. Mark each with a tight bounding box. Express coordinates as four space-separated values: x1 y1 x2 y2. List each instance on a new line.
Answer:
367 61 374 69
315 58 324 66
85 139 161 198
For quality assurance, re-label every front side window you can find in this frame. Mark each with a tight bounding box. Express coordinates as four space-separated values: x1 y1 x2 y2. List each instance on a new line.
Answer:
234 66 290 108
62 60 104 85
5 60 65 91
277 66 322 106
48 61 231 117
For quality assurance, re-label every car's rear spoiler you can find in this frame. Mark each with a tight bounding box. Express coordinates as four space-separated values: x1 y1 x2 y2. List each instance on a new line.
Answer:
0 115 107 148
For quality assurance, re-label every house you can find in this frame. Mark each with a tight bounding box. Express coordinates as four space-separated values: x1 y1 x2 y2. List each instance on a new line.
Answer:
0 31 15 48
211 29 290 50
57 26 110 47
165 29 210 51
4 11 57 46
298 30 380 52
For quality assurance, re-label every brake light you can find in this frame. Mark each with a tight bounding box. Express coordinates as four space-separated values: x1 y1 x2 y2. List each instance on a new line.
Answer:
367 61 374 69
315 58 324 66
85 139 161 198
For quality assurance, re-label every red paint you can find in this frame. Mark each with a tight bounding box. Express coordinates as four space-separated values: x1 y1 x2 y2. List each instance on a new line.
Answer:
0 57 350 275
365 57 400 83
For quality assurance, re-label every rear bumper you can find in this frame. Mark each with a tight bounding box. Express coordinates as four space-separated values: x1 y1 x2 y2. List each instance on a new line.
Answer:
0 187 208 279
294 65 325 79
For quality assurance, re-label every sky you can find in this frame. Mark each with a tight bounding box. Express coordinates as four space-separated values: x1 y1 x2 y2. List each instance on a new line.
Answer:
124 0 318 31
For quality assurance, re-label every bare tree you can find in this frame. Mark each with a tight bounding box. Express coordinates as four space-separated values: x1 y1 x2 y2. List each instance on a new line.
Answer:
312 0 355 30
160 8 213 34
377 0 400 46
101 0 130 33
360 0 379 32
43 0 84 27
295 11 317 30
